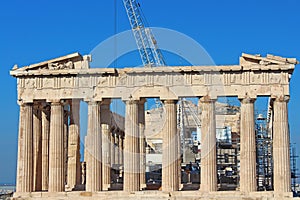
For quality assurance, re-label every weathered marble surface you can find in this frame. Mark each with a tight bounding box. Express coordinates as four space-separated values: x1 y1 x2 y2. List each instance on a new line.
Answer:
11 52 298 199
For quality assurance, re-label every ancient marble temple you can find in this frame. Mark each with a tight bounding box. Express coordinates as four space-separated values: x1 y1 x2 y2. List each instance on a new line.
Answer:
10 52 298 199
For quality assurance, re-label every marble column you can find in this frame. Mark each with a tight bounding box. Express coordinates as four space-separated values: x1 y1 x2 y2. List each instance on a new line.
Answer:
67 100 81 190
273 96 291 193
100 100 111 191
138 100 146 189
111 131 115 168
115 132 120 165
16 103 33 193
83 136 88 185
63 105 69 188
48 100 65 192
33 103 42 191
119 133 124 166
123 100 140 192
41 104 50 191
239 97 257 192
85 101 102 192
199 96 217 192
162 100 179 191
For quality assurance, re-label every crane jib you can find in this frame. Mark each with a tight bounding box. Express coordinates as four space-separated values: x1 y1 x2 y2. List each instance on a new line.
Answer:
122 0 166 67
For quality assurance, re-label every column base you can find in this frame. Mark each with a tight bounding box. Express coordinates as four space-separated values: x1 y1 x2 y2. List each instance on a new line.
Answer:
65 185 73 192
12 191 294 200
102 184 111 191
274 192 293 199
140 184 147 190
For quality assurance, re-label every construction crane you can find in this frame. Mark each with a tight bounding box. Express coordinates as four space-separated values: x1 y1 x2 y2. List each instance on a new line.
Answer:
122 0 166 67
122 0 201 161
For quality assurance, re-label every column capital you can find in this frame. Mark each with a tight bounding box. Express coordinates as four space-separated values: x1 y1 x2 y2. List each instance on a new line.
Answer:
162 99 178 104
199 95 217 103
273 95 290 103
239 96 256 104
125 99 139 105
17 99 34 106
18 102 33 107
86 100 100 105
48 99 64 105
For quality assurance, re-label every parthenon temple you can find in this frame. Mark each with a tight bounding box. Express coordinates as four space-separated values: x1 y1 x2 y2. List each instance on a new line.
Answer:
10 52 298 199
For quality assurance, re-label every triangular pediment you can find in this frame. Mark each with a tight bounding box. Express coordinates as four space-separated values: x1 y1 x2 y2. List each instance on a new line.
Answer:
240 53 298 66
12 52 83 71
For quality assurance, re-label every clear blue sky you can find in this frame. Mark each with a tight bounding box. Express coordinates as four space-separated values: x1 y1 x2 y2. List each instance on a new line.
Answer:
0 0 300 184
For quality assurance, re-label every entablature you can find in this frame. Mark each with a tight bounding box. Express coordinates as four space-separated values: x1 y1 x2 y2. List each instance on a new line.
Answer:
10 53 297 103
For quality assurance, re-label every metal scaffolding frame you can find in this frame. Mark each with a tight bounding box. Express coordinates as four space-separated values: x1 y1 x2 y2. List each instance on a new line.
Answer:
255 113 273 191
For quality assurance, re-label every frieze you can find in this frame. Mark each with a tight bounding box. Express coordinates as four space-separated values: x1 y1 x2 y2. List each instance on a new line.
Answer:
15 69 291 91
61 77 73 88
10 53 297 102
192 74 204 85
269 73 281 84
44 78 54 89
25 78 35 89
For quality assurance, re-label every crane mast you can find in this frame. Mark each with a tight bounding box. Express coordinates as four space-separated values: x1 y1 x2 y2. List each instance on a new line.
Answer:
122 0 166 67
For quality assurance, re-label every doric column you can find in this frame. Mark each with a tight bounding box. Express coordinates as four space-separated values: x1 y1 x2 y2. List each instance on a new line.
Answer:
239 97 257 192
85 101 102 192
33 103 42 191
115 132 120 165
119 133 124 165
41 104 50 191
67 100 81 190
16 103 33 193
162 100 180 191
273 96 291 193
100 100 111 191
123 100 140 192
111 131 115 167
138 100 146 189
199 97 217 192
63 105 70 189
48 100 65 192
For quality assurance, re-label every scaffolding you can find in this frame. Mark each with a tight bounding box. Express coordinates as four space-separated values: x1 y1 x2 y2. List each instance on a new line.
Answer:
145 98 299 191
255 113 273 191
290 143 299 192
217 135 240 191
216 103 241 191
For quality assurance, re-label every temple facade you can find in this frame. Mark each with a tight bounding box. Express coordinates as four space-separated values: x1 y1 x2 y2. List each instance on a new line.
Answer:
10 52 298 199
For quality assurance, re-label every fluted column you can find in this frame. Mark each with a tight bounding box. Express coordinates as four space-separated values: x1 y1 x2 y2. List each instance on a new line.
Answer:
85 101 102 192
41 104 50 191
16 103 33 193
115 132 120 165
138 100 146 189
119 133 124 165
199 97 217 192
123 100 140 192
100 100 111 191
162 100 179 191
67 100 81 190
239 97 257 192
33 103 42 191
273 96 291 193
63 106 69 187
111 131 115 167
48 100 65 192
